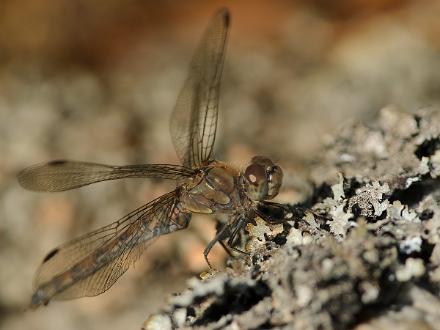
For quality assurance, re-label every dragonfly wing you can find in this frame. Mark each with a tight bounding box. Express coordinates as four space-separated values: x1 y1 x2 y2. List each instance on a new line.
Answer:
170 8 229 168
31 190 190 307
18 160 194 192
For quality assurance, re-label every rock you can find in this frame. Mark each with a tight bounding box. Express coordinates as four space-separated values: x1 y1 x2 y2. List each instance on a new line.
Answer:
149 106 440 329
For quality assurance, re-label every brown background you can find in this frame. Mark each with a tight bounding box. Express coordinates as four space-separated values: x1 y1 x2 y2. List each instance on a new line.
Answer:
1 1 440 329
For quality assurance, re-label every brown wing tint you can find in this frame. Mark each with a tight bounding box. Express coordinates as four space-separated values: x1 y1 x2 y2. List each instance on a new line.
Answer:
18 160 195 192
30 190 190 308
170 8 229 168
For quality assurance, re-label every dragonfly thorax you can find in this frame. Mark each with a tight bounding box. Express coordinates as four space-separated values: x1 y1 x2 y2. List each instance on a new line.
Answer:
180 161 242 214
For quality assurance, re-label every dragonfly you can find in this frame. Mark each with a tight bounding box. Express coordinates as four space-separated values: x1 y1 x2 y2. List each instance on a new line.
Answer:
18 8 286 309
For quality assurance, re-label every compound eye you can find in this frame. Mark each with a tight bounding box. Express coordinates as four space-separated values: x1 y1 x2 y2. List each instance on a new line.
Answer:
244 163 266 185
266 165 283 199
251 156 274 168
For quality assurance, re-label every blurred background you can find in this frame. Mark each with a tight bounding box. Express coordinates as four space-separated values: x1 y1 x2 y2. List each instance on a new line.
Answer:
1 0 440 329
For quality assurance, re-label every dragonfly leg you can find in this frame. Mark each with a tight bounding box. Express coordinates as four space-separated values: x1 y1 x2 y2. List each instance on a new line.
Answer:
204 224 231 269
218 241 249 265
227 216 250 255
257 201 290 224
219 240 234 257
227 217 245 246
220 217 249 257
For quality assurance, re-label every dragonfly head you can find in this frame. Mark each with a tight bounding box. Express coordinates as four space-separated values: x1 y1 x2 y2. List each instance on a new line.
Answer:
243 156 283 201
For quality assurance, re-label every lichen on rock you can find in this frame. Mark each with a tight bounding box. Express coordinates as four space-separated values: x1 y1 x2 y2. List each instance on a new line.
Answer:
144 106 440 330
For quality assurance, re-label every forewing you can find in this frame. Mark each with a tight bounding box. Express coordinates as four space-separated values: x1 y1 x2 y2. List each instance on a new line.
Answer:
170 8 229 168
18 160 194 192
31 190 190 306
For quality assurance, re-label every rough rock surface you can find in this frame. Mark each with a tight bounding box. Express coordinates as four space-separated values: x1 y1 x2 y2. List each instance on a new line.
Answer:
144 106 440 330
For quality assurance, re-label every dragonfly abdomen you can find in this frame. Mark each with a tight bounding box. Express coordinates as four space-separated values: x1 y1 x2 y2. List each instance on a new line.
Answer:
31 225 145 307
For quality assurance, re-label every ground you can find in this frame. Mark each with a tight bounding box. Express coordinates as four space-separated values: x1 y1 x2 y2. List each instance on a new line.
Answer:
1 1 440 330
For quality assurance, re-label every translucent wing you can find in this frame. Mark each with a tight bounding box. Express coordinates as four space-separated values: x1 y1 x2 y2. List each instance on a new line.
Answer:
18 160 195 192
170 8 229 168
30 190 190 308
